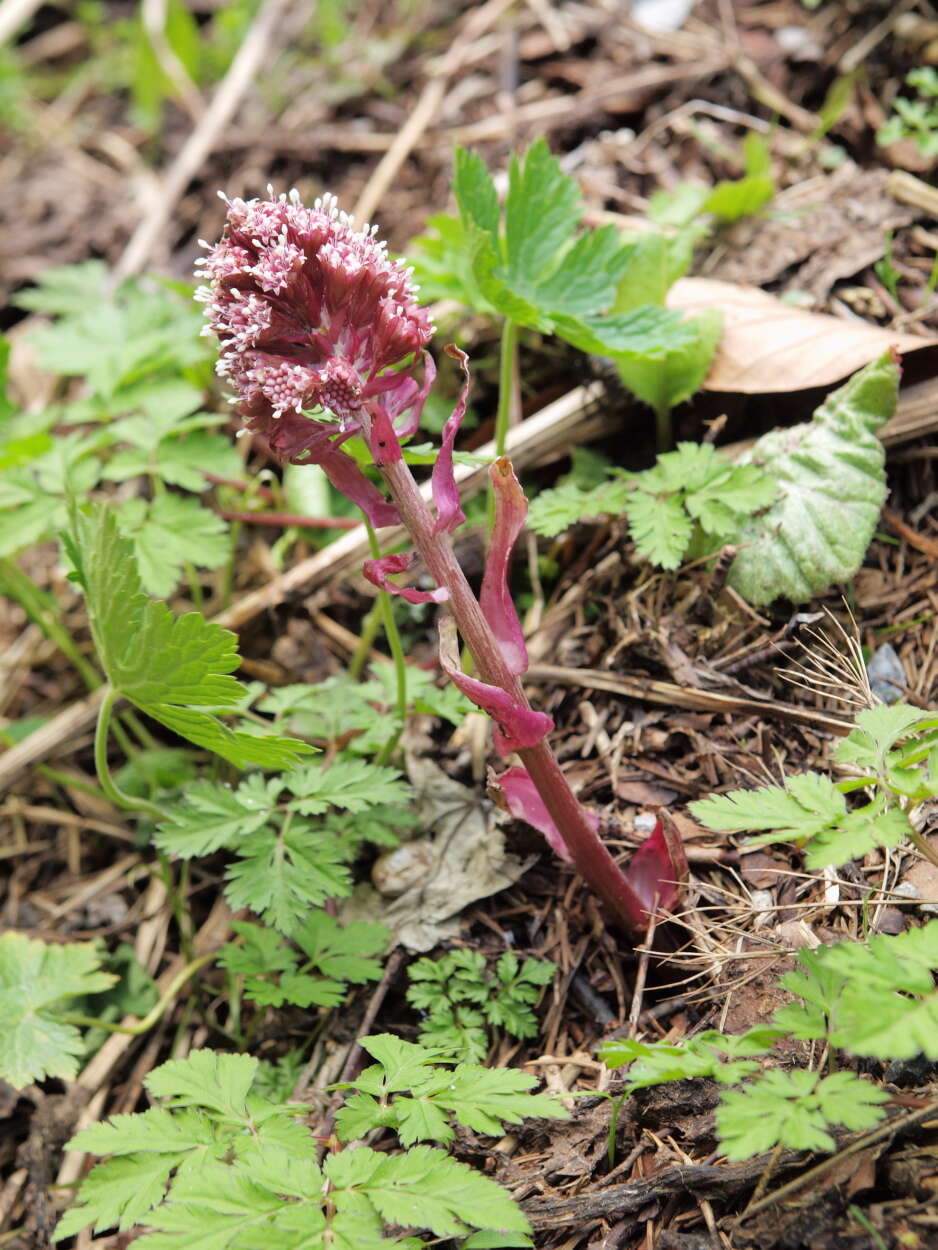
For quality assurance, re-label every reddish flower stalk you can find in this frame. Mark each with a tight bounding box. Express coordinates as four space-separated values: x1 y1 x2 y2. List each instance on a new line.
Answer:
198 188 685 936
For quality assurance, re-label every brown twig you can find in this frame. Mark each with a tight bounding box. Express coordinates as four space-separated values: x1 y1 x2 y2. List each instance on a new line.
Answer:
115 0 294 279
352 0 518 225
218 510 360 530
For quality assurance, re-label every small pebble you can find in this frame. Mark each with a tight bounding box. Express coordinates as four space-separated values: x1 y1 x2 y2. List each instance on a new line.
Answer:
371 841 435 897
867 643 906 704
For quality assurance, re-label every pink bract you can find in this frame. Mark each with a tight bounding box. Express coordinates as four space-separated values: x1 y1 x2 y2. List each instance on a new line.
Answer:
438 619 553 755
363 553 449 605
431 346 471 535
481 458 529 675
495 766 576 862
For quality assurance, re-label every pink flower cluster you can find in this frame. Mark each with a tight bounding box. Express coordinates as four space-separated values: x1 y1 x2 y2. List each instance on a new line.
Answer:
197 188 435 527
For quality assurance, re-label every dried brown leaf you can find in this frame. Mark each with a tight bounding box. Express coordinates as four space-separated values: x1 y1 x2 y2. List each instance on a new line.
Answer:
667 278 936 392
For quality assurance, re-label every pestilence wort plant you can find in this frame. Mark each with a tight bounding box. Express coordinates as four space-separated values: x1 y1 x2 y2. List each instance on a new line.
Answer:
197 187 686 936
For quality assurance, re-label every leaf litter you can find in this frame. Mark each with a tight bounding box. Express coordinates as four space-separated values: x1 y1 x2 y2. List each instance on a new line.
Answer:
4 2 938 1248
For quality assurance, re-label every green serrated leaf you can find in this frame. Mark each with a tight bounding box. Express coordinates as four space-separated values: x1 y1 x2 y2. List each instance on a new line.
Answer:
727 352 900 605
716 1069 888 1161
327 1144 531 1239
0 932 116 1088
616 310 722 417
623 490 692 569
67 504 312 770
690 773 847 841
145 1050 259 1117
454 146 500 239
836 703 936 775
504 138 581 289
115 493 230 598
54 1155 179 1239
804 801 911 868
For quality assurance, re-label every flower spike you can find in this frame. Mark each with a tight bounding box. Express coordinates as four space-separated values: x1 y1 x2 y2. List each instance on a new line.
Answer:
198 186 433 504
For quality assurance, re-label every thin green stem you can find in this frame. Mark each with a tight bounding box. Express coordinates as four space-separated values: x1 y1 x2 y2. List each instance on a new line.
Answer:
348 601 382 681
94 686 165 821
364 519 408 764
61 953 213 1036
0 556 101 691
654 401 674 453
489 318 520 529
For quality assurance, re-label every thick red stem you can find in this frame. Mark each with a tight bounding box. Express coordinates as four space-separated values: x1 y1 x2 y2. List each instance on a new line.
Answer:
378 458 649 935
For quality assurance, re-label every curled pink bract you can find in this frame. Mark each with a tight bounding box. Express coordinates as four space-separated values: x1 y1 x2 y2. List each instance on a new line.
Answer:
481 457 529 674
495 766 577 862
363 553 449 605
626 815 686 915
431 345 471 535
438 618 552 755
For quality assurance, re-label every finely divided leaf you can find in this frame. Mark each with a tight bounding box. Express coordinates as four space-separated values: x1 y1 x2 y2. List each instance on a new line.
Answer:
527 477 631 538
293 911 388 982
54 1155 180 1239
804 802 911 868
145 1050 258 1117
716 1070 888 1161
327 1144 531 1240
284 759 409 814
836 703 937 774
601 1028 776 1089
0 932 116 1088
154 778 278 857
690 773 846 841
224 823 351 935
623 491 691 570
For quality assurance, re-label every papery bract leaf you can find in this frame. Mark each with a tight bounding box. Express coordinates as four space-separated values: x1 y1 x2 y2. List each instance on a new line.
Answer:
363 553 450 605
391 350 437 440
438 618 552 755
481 457 529 674
431 345 471 534
316 442 399 528
626 813 687 914
494 766 576 862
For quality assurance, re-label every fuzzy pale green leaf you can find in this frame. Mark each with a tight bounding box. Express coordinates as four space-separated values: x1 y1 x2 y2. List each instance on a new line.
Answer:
727 352 899 605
